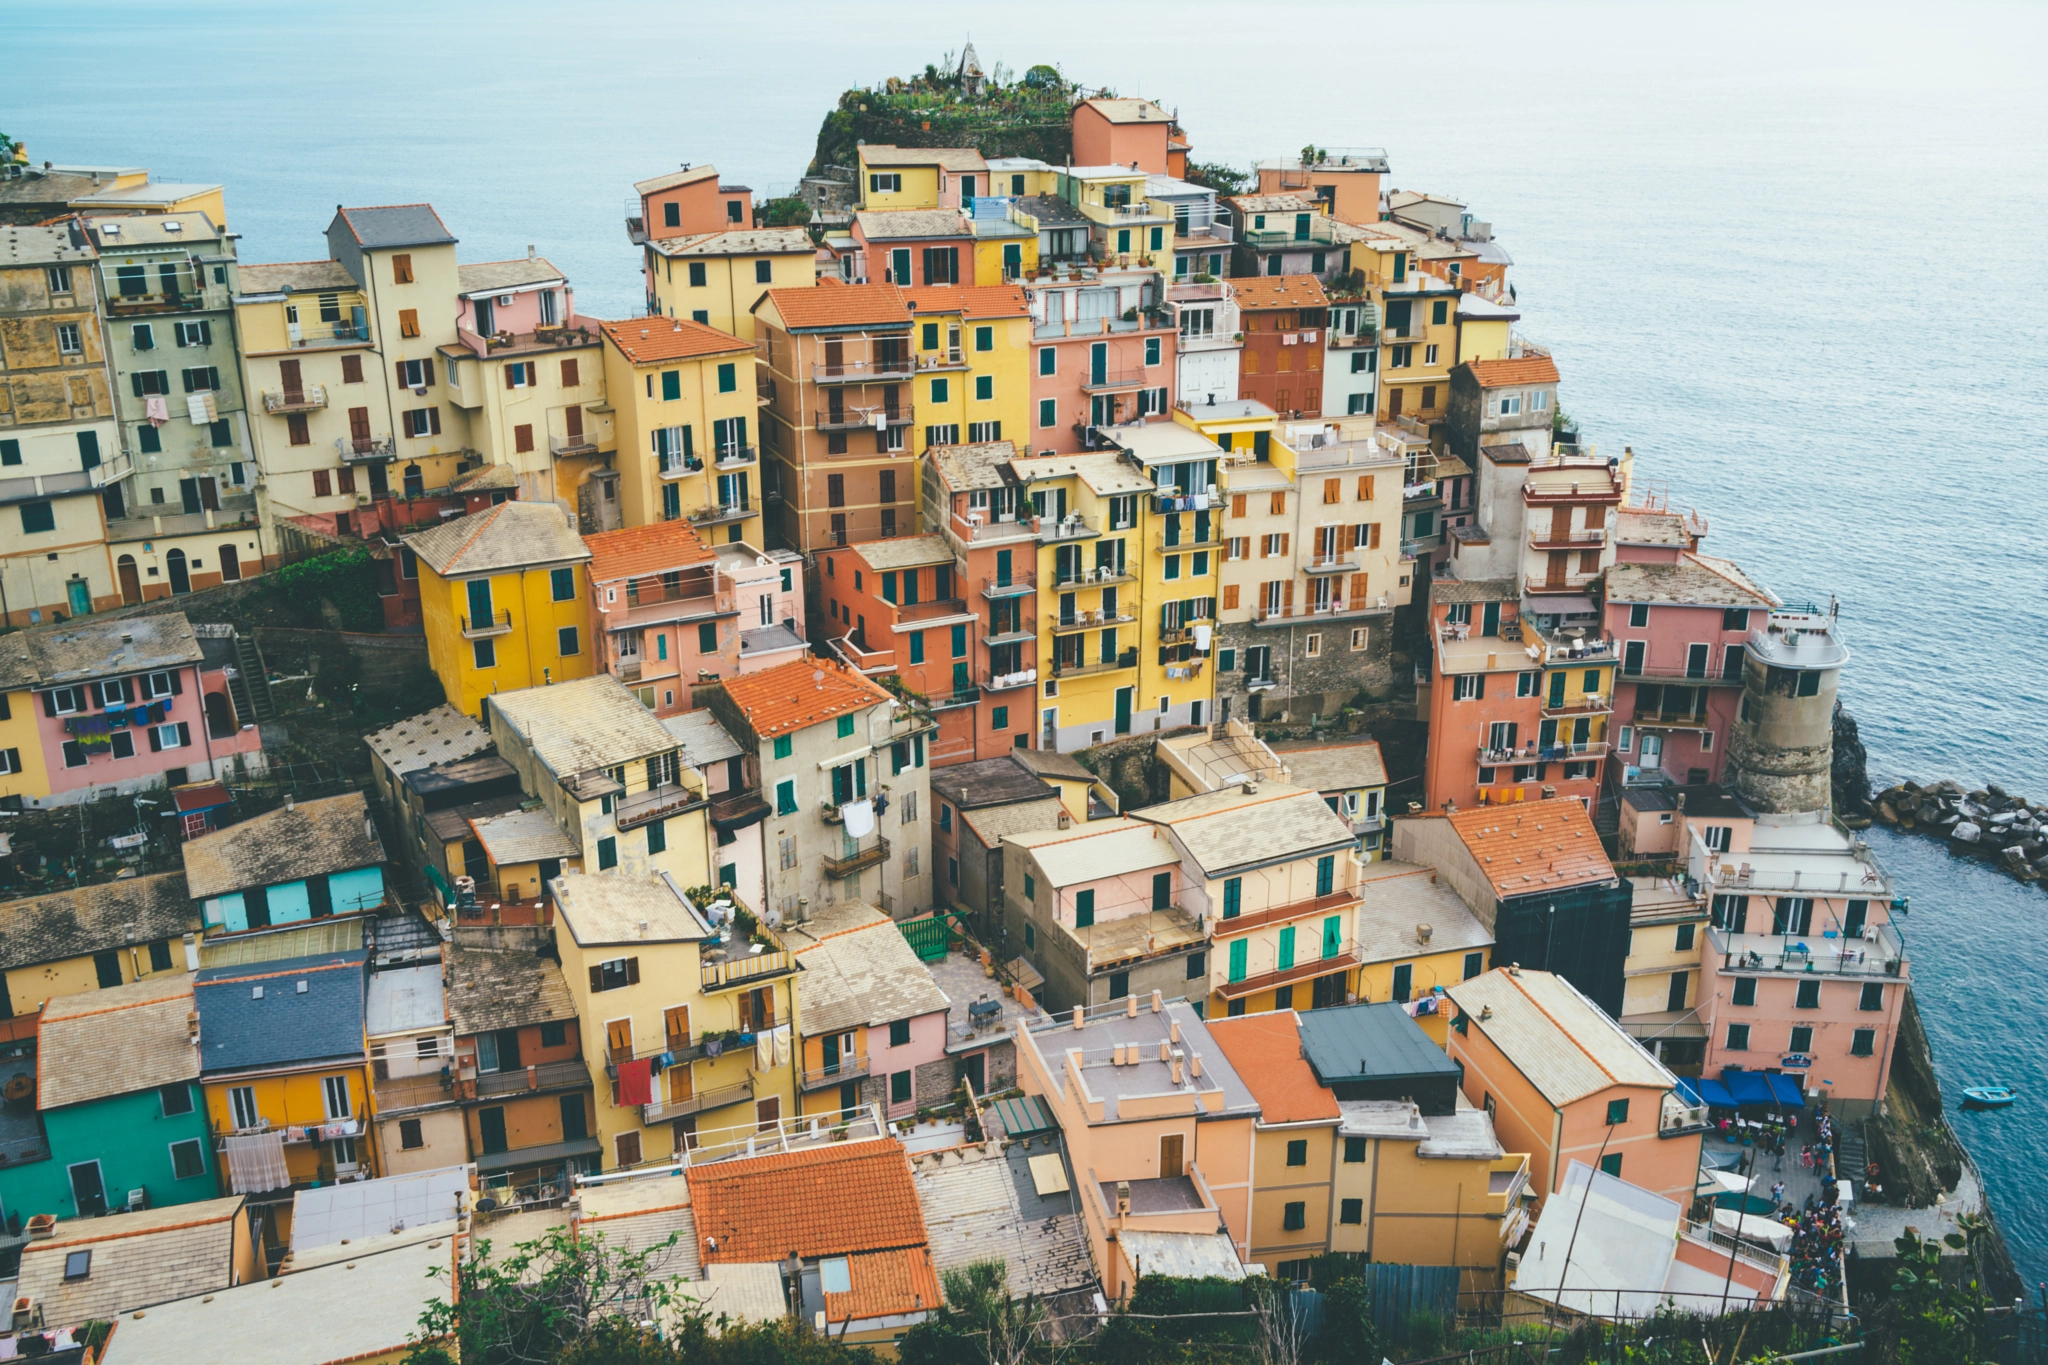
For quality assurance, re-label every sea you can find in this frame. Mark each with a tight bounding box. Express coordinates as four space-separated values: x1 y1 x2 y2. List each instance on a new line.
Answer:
12 0 2048 1283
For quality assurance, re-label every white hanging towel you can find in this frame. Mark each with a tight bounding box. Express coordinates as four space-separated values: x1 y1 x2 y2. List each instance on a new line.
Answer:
185 392 210 425
1192 624 1213 652
840 798 876 838
1192 492 1210 510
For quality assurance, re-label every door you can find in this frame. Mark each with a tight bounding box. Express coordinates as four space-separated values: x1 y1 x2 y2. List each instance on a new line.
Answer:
1667 971 1689 1011
559 1093 588 1141
180 478 203 514
1159 1133 1184 1179
166 549 191 595
94 950 123 988
755 1095 781 1133
218 544 240 582
66 580 92 618
117 556 142 606
822 1033 840 1076
1548 671 1566 707
349 406 372 442
1686 643 1710 678
278 358 303 402
890 249 911 286
367 462 389 498
565 406 584 444
961 1052 986 1098
1114 686 1132 735
478 1106 509 1155
1090 342 1107 386
994 548 1011 588
1545 551 1568 588
69 1161 107 1217
1549 506 1571 543
1639 733 1663 771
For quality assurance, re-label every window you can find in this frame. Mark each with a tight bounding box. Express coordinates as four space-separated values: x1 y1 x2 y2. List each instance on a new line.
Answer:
228 1086 259 1130
597 836 618 870
1605 1098 1630 1125
888 1018 911 1047
975 325 993 352
718 362 737 393
473 639 496 670
1789 1025 1814 1054
392 253 414 283
46 265 72 294
1629 603 1650 628
776 779 797 814
1795 979 1821 1009
930 377 949 404
773 735 793 760
402 407 441 437
1599 1153 1623 1179
1725 1023 1750 1051
64 1248 91 1280
170 1138 206 1179
1222 877 1242 919
1860 982 1885 1011
1282 1201 1306 1231
1074 889 1094 928
398 1118 424 1150
20 502 55 535
1339 1198 1363 1224
1344 1136 1367 1163
1023 874 1035 902
398 308 420 338
1732 977 1757 1006
1391 963 1412 1003
646 819 666 855
1286 1138 1308 1166
891 1070 913 1105
322 1075 352 1119
869 172 901 193
592 957 638 992
1676 922 1696 951
974 375 993 401
991 705 1008 730
1109 971 1130 1000
1463 951 1484 979
1304 633 1321 657
837 714 856 739
1187 952 1206 980
558 626 580 656
1851 1028 1876 1057
1452 674 1483 701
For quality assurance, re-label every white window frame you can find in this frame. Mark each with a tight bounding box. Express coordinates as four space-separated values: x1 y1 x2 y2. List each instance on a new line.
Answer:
1617 725 1634 753
1452 675 1481 701
50 686 86 715
155 724 184 750
57 323 83 355
323 1075 352 1120
229 1085 260 1130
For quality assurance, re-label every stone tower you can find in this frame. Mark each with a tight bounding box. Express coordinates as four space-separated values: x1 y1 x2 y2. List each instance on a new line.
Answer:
1724 605 1850 815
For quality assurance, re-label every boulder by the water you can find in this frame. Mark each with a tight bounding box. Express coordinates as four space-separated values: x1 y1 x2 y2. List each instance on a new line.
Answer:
1952 821 1982 845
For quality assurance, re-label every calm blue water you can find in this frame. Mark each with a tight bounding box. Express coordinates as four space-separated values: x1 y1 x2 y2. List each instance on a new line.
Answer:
14 0 2048 1278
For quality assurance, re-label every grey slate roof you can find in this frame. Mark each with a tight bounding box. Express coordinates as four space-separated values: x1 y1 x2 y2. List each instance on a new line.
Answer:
181 792 386 900
1270 739 1389 791
0 612 204 691
488 674 678 778
0 871 197 973
333 204 456 248
1351 861 1494 966
1604 554 1775 609
456 258 565 296
855 209 970 240
402 501 589 578
924 439 1019 493
788 902 950 1035
194 950 368 1074
929 756 1052 810
444 941 578 1036
364 704 493 777
1013 194 1085 226
1007 746 1092 782
1431 577 1517 604
1295 1001 1463 1086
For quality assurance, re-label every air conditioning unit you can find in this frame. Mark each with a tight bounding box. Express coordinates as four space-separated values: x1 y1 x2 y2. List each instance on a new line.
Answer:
497 294 515 306
126 1188 149 1211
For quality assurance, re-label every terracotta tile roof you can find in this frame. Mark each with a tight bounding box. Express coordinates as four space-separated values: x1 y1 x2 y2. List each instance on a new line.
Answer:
583 520 715 584
38 972 198 1110
1204 1011 1340 1123
902 284 1029 320
1444 798 1615 899
760 283 911 332
686 1137 931 1263
714 656 890 741
1229 274 1329 312
601 316 753 366
1462 356 1560 389
829 1247 943 1323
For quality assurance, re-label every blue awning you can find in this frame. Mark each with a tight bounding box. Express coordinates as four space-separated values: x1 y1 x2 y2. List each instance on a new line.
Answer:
1766 1073 1807 1108
1696 1077 1738 1108
1720 1068 1776 1107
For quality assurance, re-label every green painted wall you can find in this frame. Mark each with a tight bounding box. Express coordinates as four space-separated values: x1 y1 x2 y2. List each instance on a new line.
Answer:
0 1082 216 1223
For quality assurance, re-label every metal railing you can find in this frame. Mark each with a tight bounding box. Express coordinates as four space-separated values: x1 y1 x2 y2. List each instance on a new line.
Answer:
1152 528 1223 552
979 572 1035 598
615 782 706 831
336 435 396 462
1050 650 1139 678
982 666 1037 691
812 357 914 383
1528 528 1609 549
1053 563 1135 588
688 500 752 525
1036 513 1099 542
462 609 513 638
643 1079 754 1125
1476 741 1610 765
657 454 705 479
1051 609 1136 633
799 1058 873 1092
816 407 909 432
916 349 967 370
713 445 757 468
475 1059 592 1098
820 836 891 879
551 432 600 456
701 935 795 992
1080 368 1147 393
291 320 371 350
262 386 326 414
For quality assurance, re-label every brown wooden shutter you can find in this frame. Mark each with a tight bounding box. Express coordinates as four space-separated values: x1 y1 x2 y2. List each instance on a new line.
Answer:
1223 584 1239 610
1323 478 1339 504
1370 523 1382 549
1339 524 1355 553
515 425 534 454
1231 494 1246 518
1283 579 1295 609
1586 504 1607 529
1279 532 1290 556
340 354 363 384
565 407 583 441
395 361 408 387
1359 475 1374 500
626 957 640 985
338 468 356 494
504 365 518 390
399 309 420 338
561 358 579 387
1350 572 1370 603
1270 491 1285 516
313 469 332 498
589 965 604 993
392 254 412 284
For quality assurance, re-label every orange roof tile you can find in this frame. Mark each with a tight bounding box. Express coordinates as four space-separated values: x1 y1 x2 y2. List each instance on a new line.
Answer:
1463 356 1560 389
1229 274 1330 312
1444 798 1614 898
601 317 753 366
686 1138 930 1264
1204 1012 1340 1123
716 656 891 740
827 1247 944 1323
760 283 912 332
582 520 715 584
901 284 1030 320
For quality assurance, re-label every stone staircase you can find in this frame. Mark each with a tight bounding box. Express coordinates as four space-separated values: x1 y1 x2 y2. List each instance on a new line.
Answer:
1837 1120 1868 1194
229 631 275 723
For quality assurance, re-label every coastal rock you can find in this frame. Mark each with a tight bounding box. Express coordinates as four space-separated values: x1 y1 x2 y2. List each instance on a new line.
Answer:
1877 801 1898 825
1831 703 1874 816
2001 846 2028 868
1988 782 2009 801
1952 822 1983 844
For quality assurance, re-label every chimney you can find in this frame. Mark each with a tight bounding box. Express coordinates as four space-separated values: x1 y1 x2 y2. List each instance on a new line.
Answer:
1169 1020 1182 1044
1190 1052 1203 1079
284 794 294 814
182 931 199 971
1112 1043 1126 1066
1170 1052 1184 1085
1056 809 1072 829
1158 1038 1170 1062
1676 792 1688 810
1116 1181 1131 1216
1072 1006 1085 1030
1150 989 1164 1014
1416 923 1433 945
1125 994 1138 1018
527 244 536 261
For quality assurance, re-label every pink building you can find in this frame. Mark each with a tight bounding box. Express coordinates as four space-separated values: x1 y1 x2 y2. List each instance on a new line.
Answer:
1027 278 1178 452
850 210 975 288
1605 513 1776 800
786 900 953 1120
1685 804 1909 1119
10 614 266 807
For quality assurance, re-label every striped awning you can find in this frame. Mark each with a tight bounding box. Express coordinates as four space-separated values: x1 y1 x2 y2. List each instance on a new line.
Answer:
990 1094 1054 1138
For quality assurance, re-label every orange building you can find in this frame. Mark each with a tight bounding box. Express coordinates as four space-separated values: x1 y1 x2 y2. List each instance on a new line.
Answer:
1231 276 1328 420
628 163 750 244
1070 98 1175 175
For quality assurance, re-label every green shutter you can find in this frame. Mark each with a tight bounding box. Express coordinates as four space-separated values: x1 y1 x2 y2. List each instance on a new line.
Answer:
1223 877 1241 918
1075 889 1094 928
1278 926 1296 970
1228 938 1247 983
1322 916 1341 959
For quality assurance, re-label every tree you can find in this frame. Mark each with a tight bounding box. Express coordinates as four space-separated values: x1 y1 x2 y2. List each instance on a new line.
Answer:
900 1260 1047 1365
758 197 814 229
1185 162 1251 197
1887 1218 1996 1365
1309 1275 1381 1365
1246 1277 1309 1365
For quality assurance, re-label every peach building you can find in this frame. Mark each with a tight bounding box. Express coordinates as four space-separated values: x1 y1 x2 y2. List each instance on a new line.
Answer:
1070 98 1176 176
1444 968 1707 1209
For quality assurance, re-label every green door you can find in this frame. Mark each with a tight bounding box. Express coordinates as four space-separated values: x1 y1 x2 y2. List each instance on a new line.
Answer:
466 579 494 631
1228 938 1248 983
1294 213 1311 241
952 662 969 696
65 580 91 617
1278 926 1296 970
1548 671 1566 707
1090 343 1107 386
995 548 1012 587
1002 243 1021 279
1322 915 1342 959
1114 687 1132 735
1481 601 1500 637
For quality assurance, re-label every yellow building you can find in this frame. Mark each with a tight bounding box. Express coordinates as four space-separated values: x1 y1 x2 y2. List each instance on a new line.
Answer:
1062 165 1176 270
856 146 989 211
645 228 817 339
552 872 799 1170
1129 783 1364 1020
1269 739 1392 860
403 500 593 718
0 873 197 1019
784 900 952 1121
196 948 380 1189
1351 859 1495 1045
1343 221 1464 425
600 317 762 546
903 285 1033 465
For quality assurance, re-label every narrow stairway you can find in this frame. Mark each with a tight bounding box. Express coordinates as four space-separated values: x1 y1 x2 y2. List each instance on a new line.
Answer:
229 631 275 724
1837 1120 1868 1196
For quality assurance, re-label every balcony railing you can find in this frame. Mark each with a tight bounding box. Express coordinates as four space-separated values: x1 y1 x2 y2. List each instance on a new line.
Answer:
1620 665 1743 686
262 385 327 414
713 445 757 469
1525 573 1602 595
1710 924 1905 979
462 609 513 639
800 1058 873 1093
336 435 396 463
821 836 891 879
372 1072 459 1113
1217 948 1361 1002
916 348 967 371
832 633 897 674
657 453 705 480
816 407 910 432
1053 563 1136 591
1211 889 1359 939
1528 528 1609 550
982 666 1037 691
1329 329 1378 349
1037 513 1100 543
1152 528 1223 552
615 782 707 831
551 432 600 457
980 572 1035 598
954 514 1036 544
474 1059 592 1098
1476 741 1610 765
813 358 915 384
1660 1093 1712 1137
1253 598 1389 625
701 927 796 992
1541 636 1615 665
688 500 753 526
1306 553 1359 574
710 786 772 829
643 1079 755 1126
288 320 371 349
1051 649 1139 679
1241 220 1339 247
1049 609 1137 635
1540 695 1613 718
1081 368 1148 394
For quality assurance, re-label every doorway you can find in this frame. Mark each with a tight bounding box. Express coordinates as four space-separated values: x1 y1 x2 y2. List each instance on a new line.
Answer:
1159 1133 1184 1179
117 555 142 606
68 1161 107 1217
66 579 92 617
218 544 240 582
1114 687 1133 736
166 549 191 595
960 1052 986 1099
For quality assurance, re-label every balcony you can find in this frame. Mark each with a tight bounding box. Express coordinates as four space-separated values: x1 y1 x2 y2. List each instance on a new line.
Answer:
1216 949 1361 1002
287 319 372 350
462 609 513 639
615 781 707 831
1053 563 1135 588
982 666 1037 691
1525 572 1602 596
1081 368 1148 394
1037 513 1100 543
1476 741 1609 765
983 624 1036 648
800 1058 873 1093
713 445 757 470
262 385 327 414
832 633 897 675
1305 552 1359 575
980 572 1035 598
1152 528 1223 553
372 1071 459 1114
1634 703 1712 728
688 500 753 527
1710 924 1906 980
551 432 600 457
1050 609 1136 634
1621 665 1743 687
821 836 891 880
813 357 915 384
1051 649 1139 679
1659 1091 1712 1138
1538 635 1615 666
1252 597 1390 627
474 1059 592 1099
1329 328 1378 349
1241 219 1339 248
1528 528 1609 551
336 435 397 463
955 514 1037 545
816 406 911 432
917 348 968 371
1541 695 1614 719
609 583 734 630
643 1079 755 1126
1211 889 1359 939
701 927 796 992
